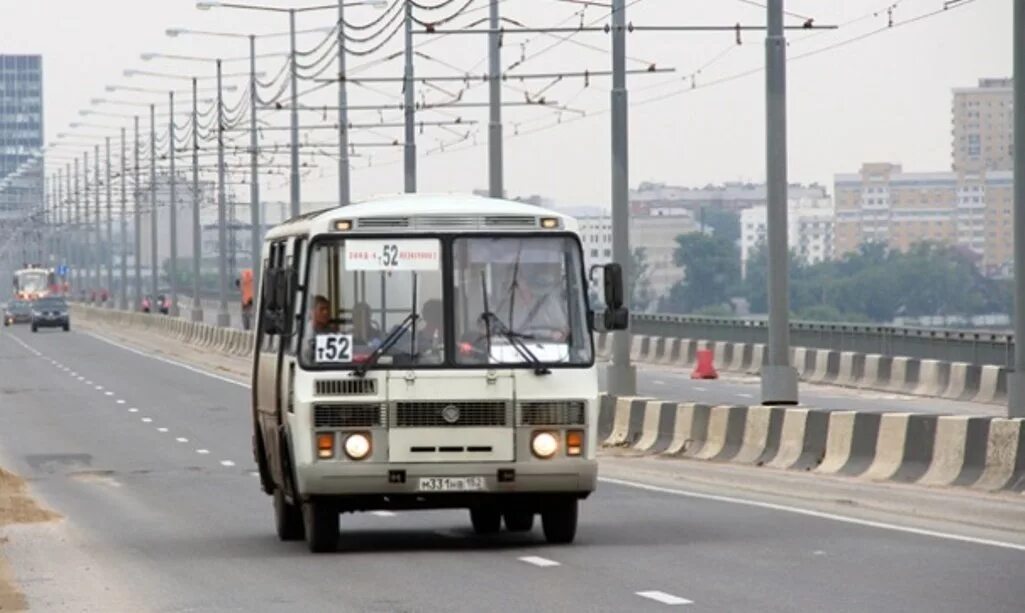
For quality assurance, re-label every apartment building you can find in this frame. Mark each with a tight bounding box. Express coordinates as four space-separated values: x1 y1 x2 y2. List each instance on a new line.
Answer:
952 78 1014 173
740 196 834 276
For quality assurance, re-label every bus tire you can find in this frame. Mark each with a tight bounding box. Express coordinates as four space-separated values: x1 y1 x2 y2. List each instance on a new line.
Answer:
273 487 304 542
469 505 501 535
303 499 339 553
541 497 578 544
503 509 534 533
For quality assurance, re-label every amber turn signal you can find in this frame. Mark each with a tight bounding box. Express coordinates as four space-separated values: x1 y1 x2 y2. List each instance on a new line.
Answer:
317 432 335 459
566 430 584 456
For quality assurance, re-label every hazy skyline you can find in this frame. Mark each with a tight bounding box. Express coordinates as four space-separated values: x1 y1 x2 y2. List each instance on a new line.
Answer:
0 0 1012 209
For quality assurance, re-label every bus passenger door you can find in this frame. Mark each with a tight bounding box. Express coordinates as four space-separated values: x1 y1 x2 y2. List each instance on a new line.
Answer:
278 236 307 456
256 241 286 487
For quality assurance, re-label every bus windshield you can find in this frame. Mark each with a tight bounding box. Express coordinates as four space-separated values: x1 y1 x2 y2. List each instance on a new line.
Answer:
302 238 446 369
299 234 592 370
453 235 591 366
15 271 48 293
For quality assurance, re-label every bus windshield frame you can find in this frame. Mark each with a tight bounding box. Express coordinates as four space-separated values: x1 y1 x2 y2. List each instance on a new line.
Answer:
296 232 594 372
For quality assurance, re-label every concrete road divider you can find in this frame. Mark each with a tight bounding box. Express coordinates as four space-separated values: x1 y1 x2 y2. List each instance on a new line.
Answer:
912 360 950 397
603 396 652 447
815 410 882 477
746 344 765 375
858 354 891 390
733 405 785 465
664 403 712 456
941 362 982 401
835 351 864 387
766 408 829 471
973 365 1006 404
657 338 681 365
973 418 1025 492
886 357 920 394
918 416 992 487
861 413 938 483
692 405 747 461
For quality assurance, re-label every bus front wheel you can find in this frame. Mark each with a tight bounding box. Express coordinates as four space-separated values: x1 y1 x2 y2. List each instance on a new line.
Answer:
541 497 578 544
469 505 501 535
303 499 339 553
273 488 304 542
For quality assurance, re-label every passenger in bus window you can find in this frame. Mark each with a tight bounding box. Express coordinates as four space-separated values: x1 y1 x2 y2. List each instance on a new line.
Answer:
504 265 569 341
351 302 381 347
311 295 338 334
417 298 444 358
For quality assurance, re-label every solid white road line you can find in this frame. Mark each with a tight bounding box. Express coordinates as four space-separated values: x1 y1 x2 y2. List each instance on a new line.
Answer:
635 591 693 606
157 428 169 433
104 391 114 396
599 477 1025 553
735 393 754 399
128 408 139 413
116 399 125 404
370 510 397 517
94 385 103 390
141 418 152 423
518 556 561 568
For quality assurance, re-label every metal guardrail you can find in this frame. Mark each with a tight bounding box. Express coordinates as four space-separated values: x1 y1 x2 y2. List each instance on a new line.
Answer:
631 314 1015 368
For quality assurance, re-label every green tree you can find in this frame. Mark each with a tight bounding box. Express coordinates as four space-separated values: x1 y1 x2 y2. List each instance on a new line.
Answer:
661 232 740 313
698 207 740 244
629 247 654 312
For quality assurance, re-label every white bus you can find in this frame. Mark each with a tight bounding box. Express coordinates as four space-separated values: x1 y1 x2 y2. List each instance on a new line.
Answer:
12 267 55 301
251 194 628 553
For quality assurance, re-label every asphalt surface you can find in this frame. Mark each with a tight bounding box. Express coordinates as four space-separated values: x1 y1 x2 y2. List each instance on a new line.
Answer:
598 362 1003 416
1 323 1022 612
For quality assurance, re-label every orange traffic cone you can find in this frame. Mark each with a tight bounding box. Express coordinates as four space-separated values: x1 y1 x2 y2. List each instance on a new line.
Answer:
691 348 719 379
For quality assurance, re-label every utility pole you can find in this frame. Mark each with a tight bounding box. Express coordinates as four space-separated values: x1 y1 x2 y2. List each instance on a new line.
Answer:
191 77 204 323
1010 0 1025 418
120 127 128 310
337 4 352 206
249 35 262 284
169 91 180 317
134 115 142 311
289 9 301 217
607 0 635 396
83 150 91 299
761 0 798 405
488 0 503 198
94 144 101 301
216 59 231 327
105 137 113 307
149 103 159 305
404 0 416 193
70 162 78 295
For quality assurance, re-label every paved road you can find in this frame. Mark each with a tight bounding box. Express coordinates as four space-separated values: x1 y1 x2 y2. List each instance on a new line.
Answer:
1 324 1021 611
598 362 1003 416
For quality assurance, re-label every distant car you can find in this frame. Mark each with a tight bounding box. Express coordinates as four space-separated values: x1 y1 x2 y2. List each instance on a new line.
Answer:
4 300 32 326
31 297 70 332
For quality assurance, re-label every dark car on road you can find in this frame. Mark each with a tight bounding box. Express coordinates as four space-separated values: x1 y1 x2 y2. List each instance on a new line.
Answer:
3 300 32 326
30 297 70 332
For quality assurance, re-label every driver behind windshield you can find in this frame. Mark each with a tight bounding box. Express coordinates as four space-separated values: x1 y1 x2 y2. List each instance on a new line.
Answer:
494 263 569 341
311 295 337 333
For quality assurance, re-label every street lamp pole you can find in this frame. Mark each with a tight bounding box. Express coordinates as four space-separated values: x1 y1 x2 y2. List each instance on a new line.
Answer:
1010 0 1025 418
120 127 128 310
761 0 798 405
488 0 502 198
337 0 352 206
607 0 635 396
71 161 79 294
249 35 262 283
83 150 91 298
403 0 416 193
133 115 143 311
289 9 301 217
149 103 159 306
169 91 180 317
216 59 231 327
191 77 204 322
94 144 102 301
105 136 114 306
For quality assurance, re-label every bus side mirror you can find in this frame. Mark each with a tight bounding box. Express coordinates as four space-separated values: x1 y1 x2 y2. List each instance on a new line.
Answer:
602 263 625 309
603 307 629 331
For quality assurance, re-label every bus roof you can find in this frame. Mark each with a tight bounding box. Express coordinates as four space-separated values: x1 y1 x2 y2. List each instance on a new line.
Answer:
263 193 579 241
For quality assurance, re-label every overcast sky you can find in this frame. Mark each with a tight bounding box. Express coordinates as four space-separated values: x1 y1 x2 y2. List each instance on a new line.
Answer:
1 0 1012 210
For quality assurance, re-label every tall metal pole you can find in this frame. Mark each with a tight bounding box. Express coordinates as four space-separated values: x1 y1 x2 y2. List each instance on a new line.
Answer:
487 0 503 198
761 0 798 404
168 91 180 317
403 0 416 193
289 9 301 217
105 136 113 307
119 128 128 310
249 35 262 284
94 144 101 301
149 104 159 306
133 115 143 311
71 161 79 295
607 0 635 396
336 3 352 206
1009 0 1025 418
216 59 231 327
83 150 91 299
191 77 204 323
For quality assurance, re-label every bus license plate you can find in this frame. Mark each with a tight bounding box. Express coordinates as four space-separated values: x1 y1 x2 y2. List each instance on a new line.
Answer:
417 477 486 492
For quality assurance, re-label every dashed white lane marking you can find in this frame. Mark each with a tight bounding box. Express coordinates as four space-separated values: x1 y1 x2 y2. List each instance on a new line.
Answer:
370 510 397 517
196 449 210 455
116 399 125 404
157 428 169 433
635 591 693 606
104 391 114 396
693 386 707 391
736 393 754 399
141 417 153 423
94 385 103 390
518 556 561 568
652 379 666 385
176 437 189 443
599 477 1025 553
85 380 93 385
76 376 84 381
220 460 235 467
128 408 139 413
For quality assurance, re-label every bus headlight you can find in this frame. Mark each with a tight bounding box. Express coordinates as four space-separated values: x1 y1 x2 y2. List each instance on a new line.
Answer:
344 433 372 460
531 431 559 459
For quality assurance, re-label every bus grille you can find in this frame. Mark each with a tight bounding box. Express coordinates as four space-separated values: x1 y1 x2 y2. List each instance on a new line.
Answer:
395 401 508 427
519 401 586 426
314 404 384 428
314 379 377 396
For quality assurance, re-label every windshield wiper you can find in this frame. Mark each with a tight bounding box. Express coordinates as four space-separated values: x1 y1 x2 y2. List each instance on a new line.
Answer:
480 311 550 376
352 312 418 378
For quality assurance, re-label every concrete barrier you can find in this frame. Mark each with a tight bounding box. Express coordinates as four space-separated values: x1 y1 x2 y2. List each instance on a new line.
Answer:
711 342 731 373
806 349 840 384
861 413 938 483
692 405 748 461
728 343 748 372
973 365 1006 404
858 354 891 390
886 357 920 394
835 351 864 387
766 408 829 471
664 403 712 456
632 400 679 453
646 337 667 363
604 397 652 447
746 344 765 375
912 359 950 397
972 418 1025 491
918 416 992 487
732 405 785 466
675 339 697 368
941 362 982 401
629 335 648 362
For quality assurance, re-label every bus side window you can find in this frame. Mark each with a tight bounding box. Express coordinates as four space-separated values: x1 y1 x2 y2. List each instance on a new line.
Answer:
286 237 307 356
259 242 285 355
